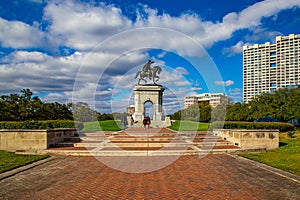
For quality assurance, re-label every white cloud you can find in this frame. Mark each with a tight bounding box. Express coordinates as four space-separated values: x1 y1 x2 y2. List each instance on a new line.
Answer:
2 51 51 64
44 1 132 50
191 87 203 91
0 51 79 94
43 92 70 103
204 0 300 46
222 41 247 56
110 73 137 90
175 66 189 75
0 18 47 49
227 88 243 102
157 51 167 58
228 88 242 95
163 87 190 112
1 0 299 52
215 80 234 86
245 28 282 43
1 0 300 112
133 0 299 48
28 0 45 3
160 70 190 87
223 29 282 56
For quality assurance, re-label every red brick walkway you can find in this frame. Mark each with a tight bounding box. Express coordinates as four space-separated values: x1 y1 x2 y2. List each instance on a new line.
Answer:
0 155 299 199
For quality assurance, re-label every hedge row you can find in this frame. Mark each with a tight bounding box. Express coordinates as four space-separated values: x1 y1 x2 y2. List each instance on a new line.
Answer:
0 120 83 130
211 121 295 132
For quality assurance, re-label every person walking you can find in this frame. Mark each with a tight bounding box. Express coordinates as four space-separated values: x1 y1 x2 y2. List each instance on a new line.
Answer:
143 117 147 129
146 116 151 128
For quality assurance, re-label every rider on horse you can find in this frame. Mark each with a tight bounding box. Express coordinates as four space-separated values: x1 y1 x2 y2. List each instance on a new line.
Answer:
142 60 154 79
135 60 162 85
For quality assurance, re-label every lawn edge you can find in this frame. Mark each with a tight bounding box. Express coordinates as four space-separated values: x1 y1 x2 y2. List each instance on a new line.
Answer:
230 154 300 184
0 156 55 181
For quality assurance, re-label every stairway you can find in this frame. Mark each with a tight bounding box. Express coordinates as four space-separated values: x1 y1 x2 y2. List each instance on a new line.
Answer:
43 128 241 156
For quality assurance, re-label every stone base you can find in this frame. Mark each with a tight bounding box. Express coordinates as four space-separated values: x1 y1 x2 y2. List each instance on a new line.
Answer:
133 84 165 123
128 117 171 128
0 129 77 151
213 129 279 150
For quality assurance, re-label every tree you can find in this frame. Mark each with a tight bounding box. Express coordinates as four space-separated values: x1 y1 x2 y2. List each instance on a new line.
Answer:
199 102 211 122
170 101 212 122
211 104 226 122
0 89 73 121
169 110 181 120
98 113 114 121
72 102 98 122
225 88 300 122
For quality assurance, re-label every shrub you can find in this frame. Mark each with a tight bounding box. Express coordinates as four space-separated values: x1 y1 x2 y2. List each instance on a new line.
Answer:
288 131 296 138
0 120 83 130
211 121 295 132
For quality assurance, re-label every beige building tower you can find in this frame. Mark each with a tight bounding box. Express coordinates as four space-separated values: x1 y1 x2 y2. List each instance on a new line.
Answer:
243 34 300 103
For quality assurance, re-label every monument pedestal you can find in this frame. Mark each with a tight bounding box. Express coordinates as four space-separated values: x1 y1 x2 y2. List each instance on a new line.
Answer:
132 84 165 126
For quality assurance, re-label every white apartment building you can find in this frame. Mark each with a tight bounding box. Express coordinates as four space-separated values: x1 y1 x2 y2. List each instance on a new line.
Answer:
243 34 300 103
184 93 226 109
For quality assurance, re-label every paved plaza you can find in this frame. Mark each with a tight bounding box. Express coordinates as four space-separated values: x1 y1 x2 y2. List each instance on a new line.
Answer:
1 154 300 199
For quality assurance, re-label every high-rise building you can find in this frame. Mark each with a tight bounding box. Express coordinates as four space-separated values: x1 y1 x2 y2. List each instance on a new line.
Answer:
243 34 300 103
184 93 226 108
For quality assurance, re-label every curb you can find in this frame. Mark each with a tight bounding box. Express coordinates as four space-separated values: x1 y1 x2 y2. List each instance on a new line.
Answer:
0 156 56 181
230 154 300 184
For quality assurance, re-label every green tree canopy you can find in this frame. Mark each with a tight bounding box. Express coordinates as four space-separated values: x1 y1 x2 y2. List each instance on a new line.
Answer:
226 88 300 122
0 89 72 121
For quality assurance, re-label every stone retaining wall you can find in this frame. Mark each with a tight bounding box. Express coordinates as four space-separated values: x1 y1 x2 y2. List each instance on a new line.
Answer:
0 129 77 151
213 129 279 150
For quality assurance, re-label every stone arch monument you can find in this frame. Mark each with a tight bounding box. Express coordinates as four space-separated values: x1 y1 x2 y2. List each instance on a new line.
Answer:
131 60 170 127
133 84 164 122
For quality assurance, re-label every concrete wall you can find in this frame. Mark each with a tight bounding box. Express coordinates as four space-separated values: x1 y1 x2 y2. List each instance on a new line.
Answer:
213 129 279 150
0 129 77 151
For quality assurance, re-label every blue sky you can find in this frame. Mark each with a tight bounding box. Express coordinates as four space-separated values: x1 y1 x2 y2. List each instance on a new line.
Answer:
0 0 300 114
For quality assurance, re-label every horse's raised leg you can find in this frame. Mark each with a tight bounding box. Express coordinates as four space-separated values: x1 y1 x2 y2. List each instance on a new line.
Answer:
138 78 147 85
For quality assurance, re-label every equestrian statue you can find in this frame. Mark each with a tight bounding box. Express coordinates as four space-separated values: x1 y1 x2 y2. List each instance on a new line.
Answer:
135 60 162 85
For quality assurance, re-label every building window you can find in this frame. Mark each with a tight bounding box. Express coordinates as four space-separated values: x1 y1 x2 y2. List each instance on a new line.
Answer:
271 83 277 87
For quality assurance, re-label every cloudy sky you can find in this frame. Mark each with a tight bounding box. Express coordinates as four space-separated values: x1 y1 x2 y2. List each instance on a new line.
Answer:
0 0 300 114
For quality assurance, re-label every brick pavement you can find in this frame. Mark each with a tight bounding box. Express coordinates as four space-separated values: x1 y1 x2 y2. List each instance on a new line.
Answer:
0 155 300 200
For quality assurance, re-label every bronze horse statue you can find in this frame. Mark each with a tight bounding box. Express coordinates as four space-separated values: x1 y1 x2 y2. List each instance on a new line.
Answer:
135 65 162 85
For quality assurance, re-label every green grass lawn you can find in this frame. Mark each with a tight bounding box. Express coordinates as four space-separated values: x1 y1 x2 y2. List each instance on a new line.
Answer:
168 120 209 131
240 131 300 176
82 120 122 132
0 150 49 173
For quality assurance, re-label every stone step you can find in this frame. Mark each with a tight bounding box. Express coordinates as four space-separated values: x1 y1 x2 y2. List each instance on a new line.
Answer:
43 128 243 156
80 132 216 138
79 132 113 137
78 133 219 139
79 137 107 141
41 147 243 156
73 141 233 148
108 136 220 141
75 142 190 148
17 146 267 157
